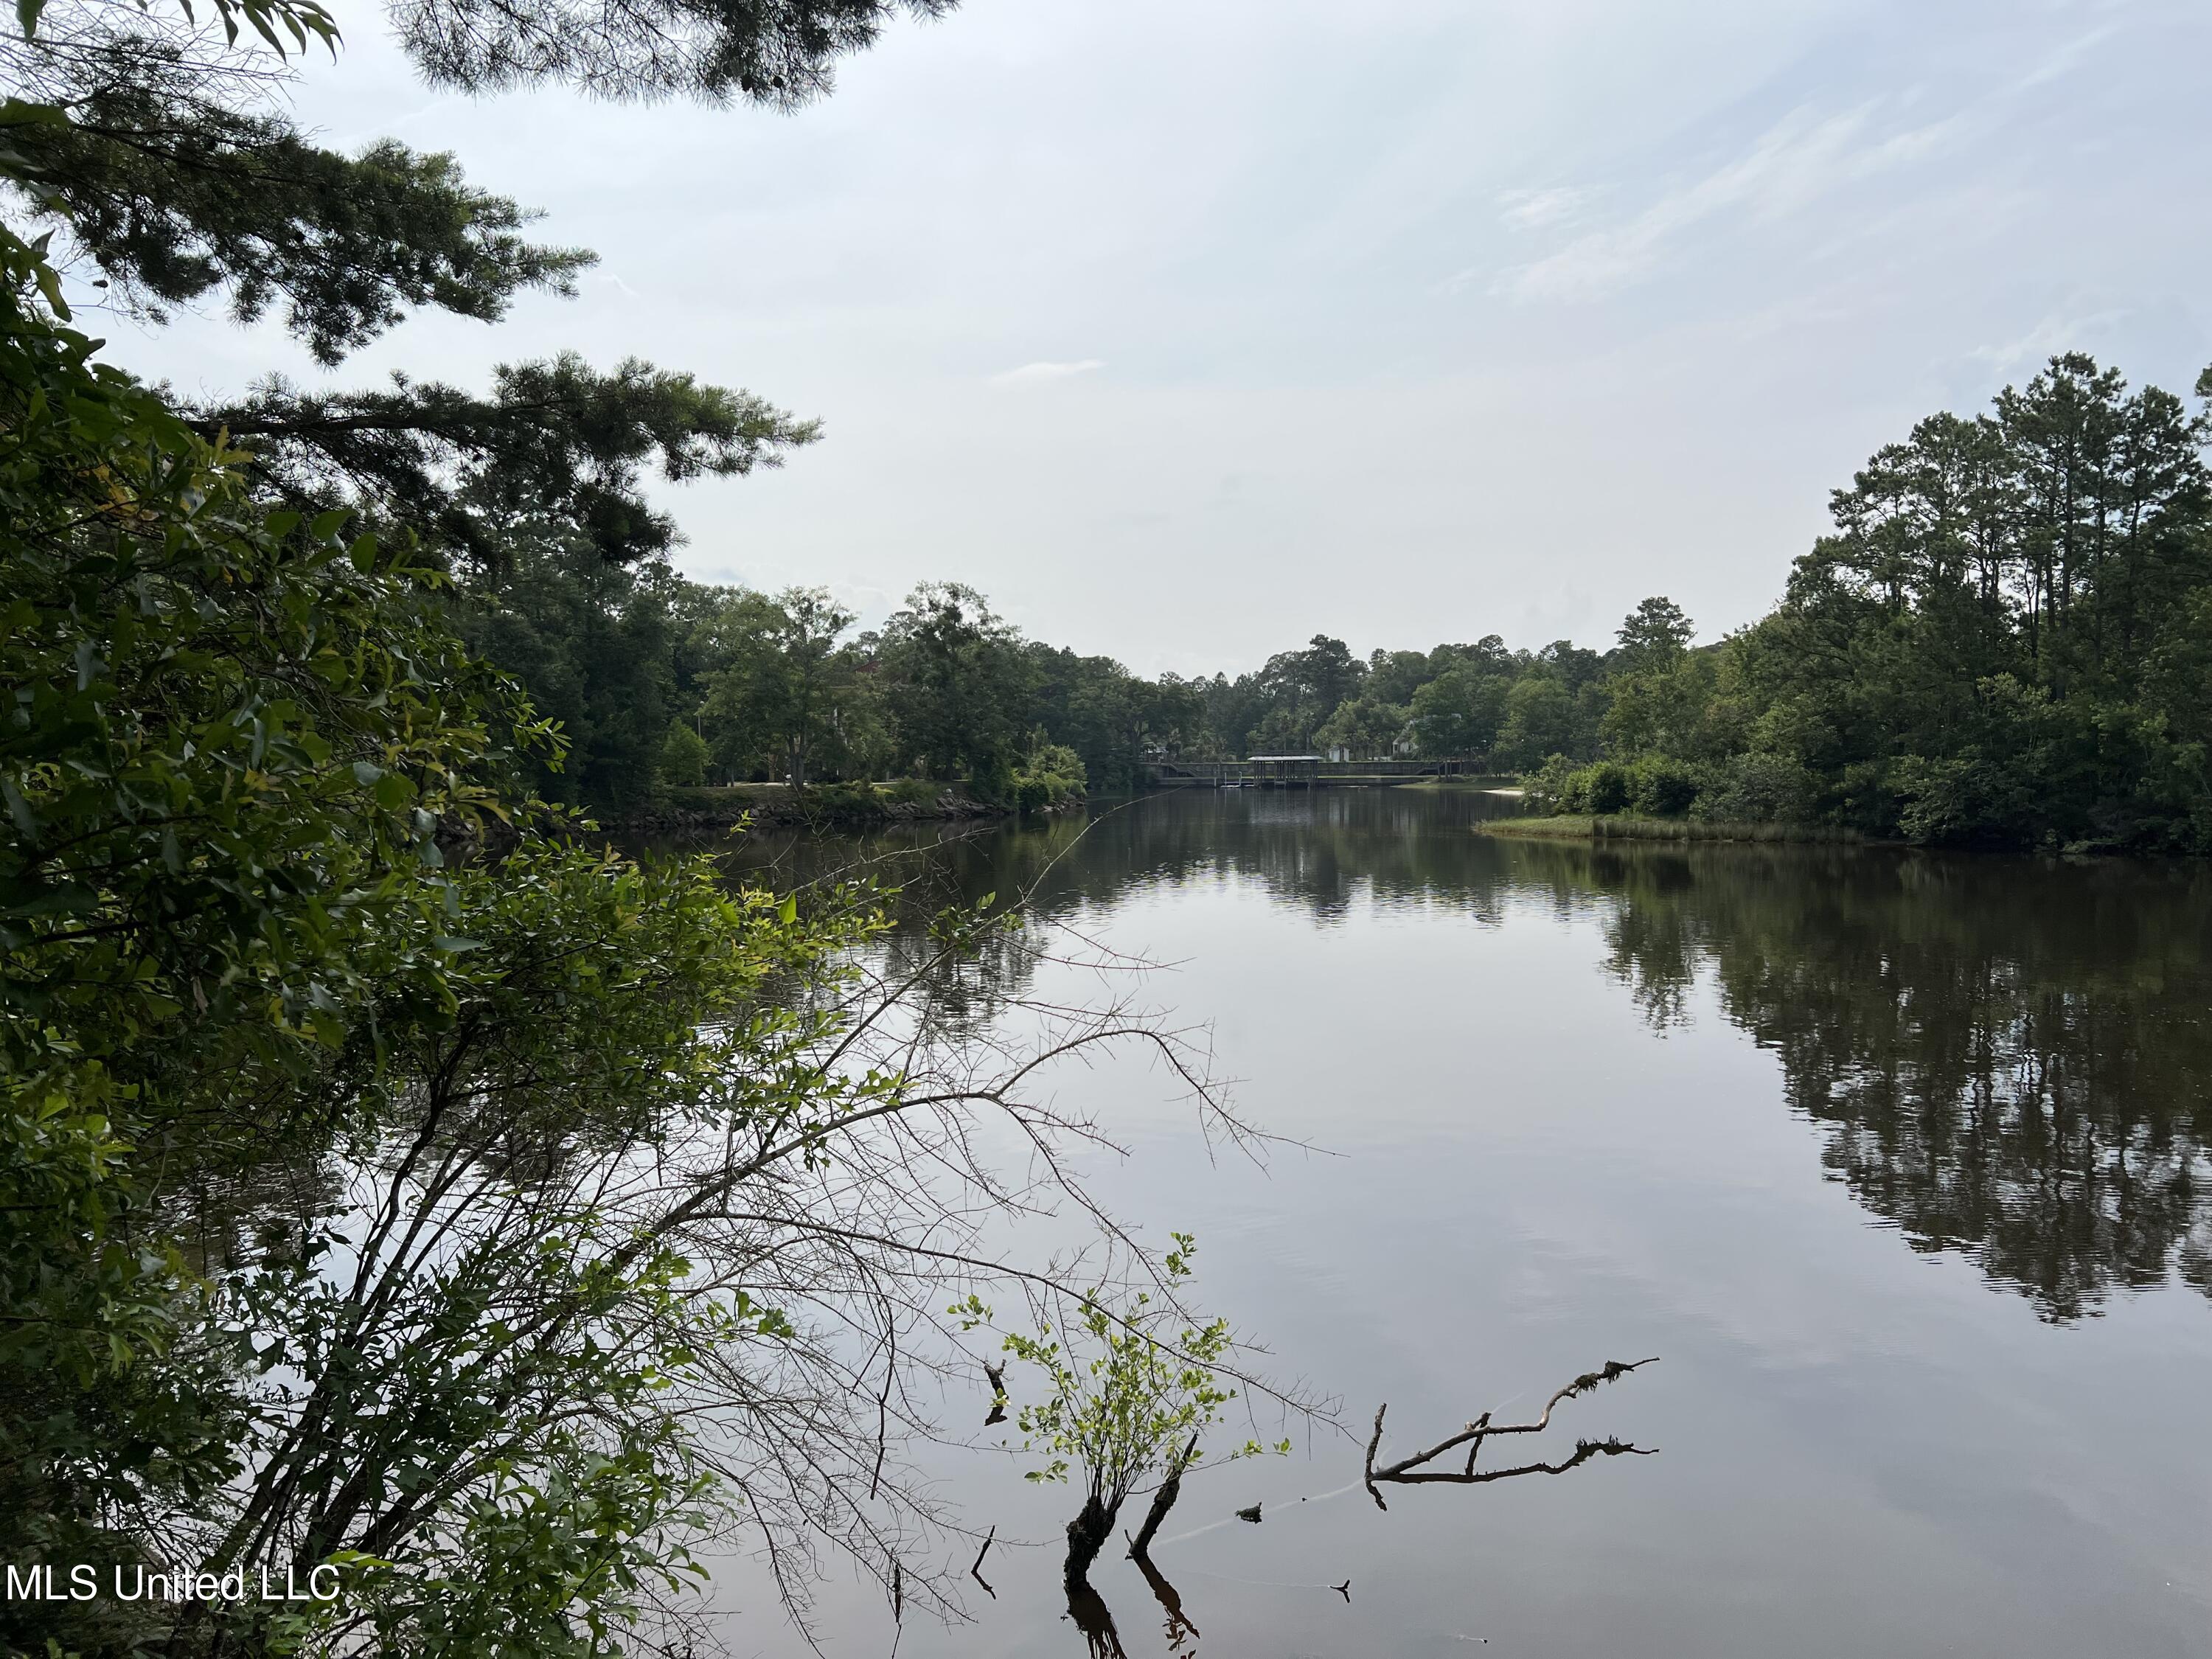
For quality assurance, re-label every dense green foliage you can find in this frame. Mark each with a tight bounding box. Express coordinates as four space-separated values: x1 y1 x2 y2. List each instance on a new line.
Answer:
0 196 1177 1659
1533 357 2212 849
0 202 770 1652
456 551 1621 807
456 563 1130 804
0 352 964 1641
0 209 569 1650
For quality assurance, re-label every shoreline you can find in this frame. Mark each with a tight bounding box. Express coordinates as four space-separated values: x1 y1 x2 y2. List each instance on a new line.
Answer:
1479 814 1863 846
617 782 1075 838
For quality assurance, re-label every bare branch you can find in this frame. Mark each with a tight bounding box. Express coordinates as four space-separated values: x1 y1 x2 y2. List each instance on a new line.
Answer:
1362 1357 1659 1512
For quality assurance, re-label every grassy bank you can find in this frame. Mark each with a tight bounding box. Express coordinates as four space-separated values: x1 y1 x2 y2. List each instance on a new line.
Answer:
1481 814 1861 845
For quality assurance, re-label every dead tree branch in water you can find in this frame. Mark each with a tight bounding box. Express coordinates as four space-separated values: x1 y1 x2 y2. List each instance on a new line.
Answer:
1125 1431 1200 1562
969 1527 995 1599
1361 1357 1659 1512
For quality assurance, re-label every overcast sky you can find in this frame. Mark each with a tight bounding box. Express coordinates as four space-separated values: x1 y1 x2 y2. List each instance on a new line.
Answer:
122 0 2212 675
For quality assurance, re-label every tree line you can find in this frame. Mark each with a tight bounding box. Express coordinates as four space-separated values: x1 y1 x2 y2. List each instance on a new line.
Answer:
535 349 2212 849
496 351 2212 852
460 551 1644 804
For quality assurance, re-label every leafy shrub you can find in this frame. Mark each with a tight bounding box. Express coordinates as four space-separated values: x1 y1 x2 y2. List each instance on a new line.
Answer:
1628 757 1703 817
1526 754 1586 811
1582 761 1633 815
658 719 709 787
1010 737 1087 813
1834 760 1905 836
958 1235 1284 1587
1530 755 1703 818
1693 754 1822 824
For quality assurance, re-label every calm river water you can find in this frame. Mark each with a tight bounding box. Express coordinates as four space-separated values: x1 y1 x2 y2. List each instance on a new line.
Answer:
711 787 2212 1658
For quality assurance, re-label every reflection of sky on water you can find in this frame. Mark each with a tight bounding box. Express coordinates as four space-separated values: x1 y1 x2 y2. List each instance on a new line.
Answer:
704 791 2212 1658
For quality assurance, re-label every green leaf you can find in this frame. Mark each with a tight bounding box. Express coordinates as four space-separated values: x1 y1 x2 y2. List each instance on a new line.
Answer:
0 880 98 919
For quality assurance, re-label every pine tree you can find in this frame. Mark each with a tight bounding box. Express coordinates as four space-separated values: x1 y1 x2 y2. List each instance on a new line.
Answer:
1 0 942 565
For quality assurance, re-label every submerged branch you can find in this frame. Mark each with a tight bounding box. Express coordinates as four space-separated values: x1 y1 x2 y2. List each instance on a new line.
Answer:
1362 1357 1659 1512
969 1526 995 1599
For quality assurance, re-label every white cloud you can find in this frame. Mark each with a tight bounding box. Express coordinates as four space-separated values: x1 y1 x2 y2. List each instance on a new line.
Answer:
2012 26 2118 94
1491 102 1964 303
990 358 1106 386
1969 307 2129 373
1496 185 1601 232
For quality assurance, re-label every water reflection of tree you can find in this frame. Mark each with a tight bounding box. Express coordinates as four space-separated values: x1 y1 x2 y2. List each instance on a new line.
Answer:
705 794 1528 1026
1061 1555 1197 1659
1525 843 2212 1321
709 797 2212 1322
706 818 1086 1029
1065 1577 1130 1658
706 790 1540 939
